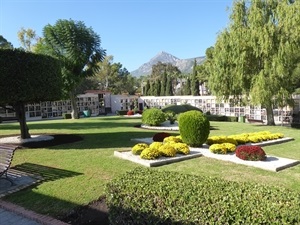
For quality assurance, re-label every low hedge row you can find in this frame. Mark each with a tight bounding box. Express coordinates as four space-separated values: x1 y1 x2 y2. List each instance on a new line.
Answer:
106 168 300 225
206 115 238 122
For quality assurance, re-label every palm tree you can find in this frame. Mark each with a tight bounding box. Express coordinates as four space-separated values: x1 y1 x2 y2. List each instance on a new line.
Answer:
36 19 106 119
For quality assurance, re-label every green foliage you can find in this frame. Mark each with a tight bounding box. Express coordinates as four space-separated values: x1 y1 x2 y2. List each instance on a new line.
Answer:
106 168 300 225
178 110 210 147
142 108 166 126
116 110 128 115
36 19 106 119
161 104 202 114
0 116 2 124
208 1 300 125
0 35 13 49
0 49 62 104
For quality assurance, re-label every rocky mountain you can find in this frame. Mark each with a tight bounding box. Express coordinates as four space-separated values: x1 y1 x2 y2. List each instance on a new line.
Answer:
131 51 206 77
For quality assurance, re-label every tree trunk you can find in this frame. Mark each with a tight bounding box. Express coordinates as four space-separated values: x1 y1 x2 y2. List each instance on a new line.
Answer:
14 102 31 139
69 91 79 119
266 104 275 126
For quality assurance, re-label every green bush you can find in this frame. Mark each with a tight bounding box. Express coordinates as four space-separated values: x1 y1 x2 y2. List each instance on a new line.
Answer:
161 104 202 114
106 168 300 225
0 116 2 124
142 108 166 126
62 113 72 119
178 110 210 147
116 110 128 115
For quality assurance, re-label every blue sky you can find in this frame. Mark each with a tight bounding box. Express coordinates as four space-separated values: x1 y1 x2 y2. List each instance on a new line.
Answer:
0 0 232 72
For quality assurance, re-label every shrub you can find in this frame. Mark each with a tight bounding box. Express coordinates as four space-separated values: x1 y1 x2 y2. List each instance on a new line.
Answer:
140 147 160 160
0 116 2 124
116 110 128 115
127 110 134 116
161 104 202 114
131 143 149 155
163 136 182 144
62 113 72 119
236 145 266 161
149 142 163 150
209 143 236 154
178 110 210 147
152 132 170 142
158 144 177 157
172 142 190 155
164 110 176 124
142 108 166 126
106 168 300 225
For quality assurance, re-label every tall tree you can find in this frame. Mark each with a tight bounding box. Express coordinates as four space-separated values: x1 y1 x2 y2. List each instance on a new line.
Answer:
0 35 13 49
0 49 62 139
191 59 200 96
145 80 150 96
36 19 106 119
209 0 300 125
17 27 39 51
160 70 167 96
183 77 192 95
166 75 173 96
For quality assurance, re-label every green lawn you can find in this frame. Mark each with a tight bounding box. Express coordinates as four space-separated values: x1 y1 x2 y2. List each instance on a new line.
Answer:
1 116 300 218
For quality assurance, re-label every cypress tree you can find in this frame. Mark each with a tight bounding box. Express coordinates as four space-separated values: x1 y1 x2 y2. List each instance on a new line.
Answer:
160 70 167 96
191 59 200 96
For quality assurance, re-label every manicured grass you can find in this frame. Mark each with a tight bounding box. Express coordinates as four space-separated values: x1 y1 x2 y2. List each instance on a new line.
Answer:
1 117 300 218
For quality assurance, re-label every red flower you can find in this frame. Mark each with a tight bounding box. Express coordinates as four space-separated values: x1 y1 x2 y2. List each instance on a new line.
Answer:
152 132 171 142
235 145 266 161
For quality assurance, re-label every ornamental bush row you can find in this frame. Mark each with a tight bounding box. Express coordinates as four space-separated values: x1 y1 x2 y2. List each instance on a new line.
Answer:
106 168 300 225
206 131 284 145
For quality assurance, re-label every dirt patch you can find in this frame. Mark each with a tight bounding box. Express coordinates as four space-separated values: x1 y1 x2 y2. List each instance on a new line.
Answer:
61 196 109 225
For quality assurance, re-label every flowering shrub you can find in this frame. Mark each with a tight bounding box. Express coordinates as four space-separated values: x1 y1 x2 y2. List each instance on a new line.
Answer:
235 145 266 161
206 136 238 145
149 142 163 149
173 143 190 155
207 131 285 145
131 143 149 155
152 132 171 142
127 110 134 116
159 144 177 157
140 147 160 160
209 143 236 154
163 136 182 144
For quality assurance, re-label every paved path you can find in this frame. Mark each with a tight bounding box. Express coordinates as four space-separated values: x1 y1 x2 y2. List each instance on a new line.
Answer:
0 200 68 225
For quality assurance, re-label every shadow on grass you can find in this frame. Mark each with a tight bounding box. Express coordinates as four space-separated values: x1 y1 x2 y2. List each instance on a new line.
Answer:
4 162 109 224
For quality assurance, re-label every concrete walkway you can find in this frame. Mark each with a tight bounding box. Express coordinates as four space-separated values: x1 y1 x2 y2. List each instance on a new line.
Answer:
0 200 68 225
0 170 68 225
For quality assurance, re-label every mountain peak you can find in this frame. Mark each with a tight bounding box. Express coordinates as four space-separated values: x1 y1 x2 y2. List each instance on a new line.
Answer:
131 51 205 77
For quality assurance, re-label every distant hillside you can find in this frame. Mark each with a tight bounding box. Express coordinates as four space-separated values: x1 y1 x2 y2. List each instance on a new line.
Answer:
131 51 206 77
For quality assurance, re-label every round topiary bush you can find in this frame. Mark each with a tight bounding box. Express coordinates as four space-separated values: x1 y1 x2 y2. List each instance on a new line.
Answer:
152 132 170 142
235 145 266 161
178 110 210 147
142 108 166 126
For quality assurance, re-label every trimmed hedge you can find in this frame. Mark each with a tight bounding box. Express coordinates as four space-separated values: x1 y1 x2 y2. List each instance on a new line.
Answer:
116 110 128 115
106 168 300 225
142 108 166 126
178 110 210 147
206 114 238 122
62 113 72 119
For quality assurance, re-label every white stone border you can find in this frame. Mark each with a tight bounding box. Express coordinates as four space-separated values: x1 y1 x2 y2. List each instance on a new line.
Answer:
120 137 299 171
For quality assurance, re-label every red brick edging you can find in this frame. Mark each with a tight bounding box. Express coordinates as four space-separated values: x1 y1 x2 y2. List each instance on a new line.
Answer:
0 200 69 225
